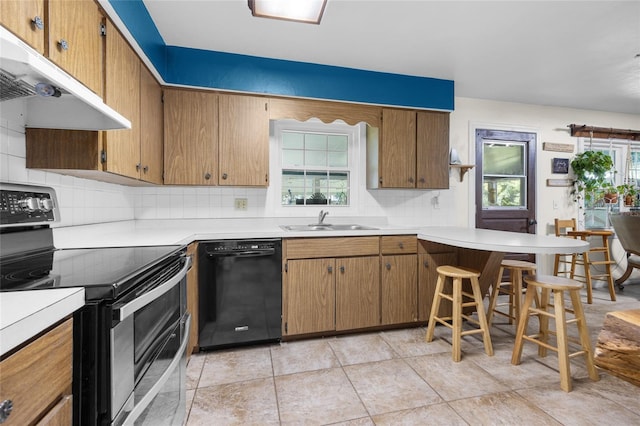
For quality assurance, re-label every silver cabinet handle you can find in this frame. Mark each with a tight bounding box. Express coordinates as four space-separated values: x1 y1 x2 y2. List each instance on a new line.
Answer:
399 242 404 249
114 256 190 322
204 172 211 180
136 163 141 171
222 173 228 180
143 166 149 173
32 16 44 30
58 39 69 50
340 265 345 273
0 399 13 423
408 177 414 183
386 263 391 270
327 265 333 273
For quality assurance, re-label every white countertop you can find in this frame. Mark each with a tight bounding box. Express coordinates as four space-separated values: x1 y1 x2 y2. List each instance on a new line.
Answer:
418 226 590 254
0 288 85 356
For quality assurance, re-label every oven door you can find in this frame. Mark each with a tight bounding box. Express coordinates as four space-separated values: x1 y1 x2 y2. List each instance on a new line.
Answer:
110 255 190 425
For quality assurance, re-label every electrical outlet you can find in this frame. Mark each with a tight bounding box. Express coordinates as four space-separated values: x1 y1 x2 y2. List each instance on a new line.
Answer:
234 198 248 211
553 199 559 209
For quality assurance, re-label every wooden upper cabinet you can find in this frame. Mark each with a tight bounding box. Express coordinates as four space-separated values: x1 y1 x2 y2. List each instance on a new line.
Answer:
416 111 450 189
103 19 140 180
164 89 218 185
0 0 46 54
369 108 450 189
380 108 417 188
48 0 103 97
139 65 163 184
218 94 269 187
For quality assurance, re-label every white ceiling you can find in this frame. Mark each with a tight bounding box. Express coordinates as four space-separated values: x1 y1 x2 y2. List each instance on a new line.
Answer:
142 0 640 114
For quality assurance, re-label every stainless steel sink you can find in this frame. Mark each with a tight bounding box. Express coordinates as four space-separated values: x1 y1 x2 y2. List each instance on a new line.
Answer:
280 224 379 231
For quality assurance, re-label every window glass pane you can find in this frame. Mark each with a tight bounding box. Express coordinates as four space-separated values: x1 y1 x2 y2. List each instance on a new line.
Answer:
328 135 348 151
305 150 327 167
282 132 304 149
483 177 525 207
483 143 525 175
282 150 303 167
305 134 326 151
328 151 347 167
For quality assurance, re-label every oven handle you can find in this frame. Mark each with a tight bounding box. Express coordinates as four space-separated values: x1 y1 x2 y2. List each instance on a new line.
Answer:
114 255 191 322
122 313 191 426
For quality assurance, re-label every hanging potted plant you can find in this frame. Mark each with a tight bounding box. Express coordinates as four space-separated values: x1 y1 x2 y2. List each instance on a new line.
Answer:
570 151 615 205
617 183 639 206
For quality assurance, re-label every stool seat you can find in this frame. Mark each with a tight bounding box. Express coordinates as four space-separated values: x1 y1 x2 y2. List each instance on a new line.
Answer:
511 274 599 392
487 259 536 327
426 265 493 362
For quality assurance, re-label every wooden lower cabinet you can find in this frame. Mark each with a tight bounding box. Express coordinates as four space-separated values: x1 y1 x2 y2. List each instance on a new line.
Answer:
0 318 73 425
418 251 457 321
284 258 336 336
336 256 380 331
186 242 199 359
381 254 418 325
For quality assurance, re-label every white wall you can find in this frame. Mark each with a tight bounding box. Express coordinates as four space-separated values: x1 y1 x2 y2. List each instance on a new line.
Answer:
2 97 640 239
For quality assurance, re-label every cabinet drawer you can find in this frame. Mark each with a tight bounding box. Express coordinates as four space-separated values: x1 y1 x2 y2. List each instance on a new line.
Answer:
381 235 417 254
285 237 380 259
0 318 73 426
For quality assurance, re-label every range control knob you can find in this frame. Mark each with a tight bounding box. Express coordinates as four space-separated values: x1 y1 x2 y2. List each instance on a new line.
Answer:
39 198 54 212
18 197 40 212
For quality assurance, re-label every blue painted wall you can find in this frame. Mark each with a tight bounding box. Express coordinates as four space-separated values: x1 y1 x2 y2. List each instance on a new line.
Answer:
108 0 454 111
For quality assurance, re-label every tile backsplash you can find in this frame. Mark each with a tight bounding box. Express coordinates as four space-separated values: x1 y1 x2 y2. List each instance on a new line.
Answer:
1 106 453 228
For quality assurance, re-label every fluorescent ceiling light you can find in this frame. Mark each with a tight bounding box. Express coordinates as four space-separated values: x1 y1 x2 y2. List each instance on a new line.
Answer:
248 0 327 24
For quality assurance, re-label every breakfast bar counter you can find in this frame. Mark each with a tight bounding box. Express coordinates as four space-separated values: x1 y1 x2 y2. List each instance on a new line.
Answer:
417 226 590 299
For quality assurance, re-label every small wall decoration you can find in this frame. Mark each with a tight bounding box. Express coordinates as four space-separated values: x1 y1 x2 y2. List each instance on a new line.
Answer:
543 142 574 153
552 158 570 174
546 179 573 187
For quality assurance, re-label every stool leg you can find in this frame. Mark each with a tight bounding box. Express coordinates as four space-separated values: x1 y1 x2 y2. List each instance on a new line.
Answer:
569 289 600 382
553 289 572 392
512 270 523 327
486 266 505 326
582 250 594 304
536 287 550 358
470 276 493 357
426 274 445 342
511 285 536 365
602 236 616 302
452 277 462 362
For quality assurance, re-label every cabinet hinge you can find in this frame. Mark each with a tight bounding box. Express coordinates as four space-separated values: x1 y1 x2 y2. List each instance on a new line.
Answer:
284 322 288 333
284 262 288 273
100 150 107 163
100 23 106 37
264 102 268 111
161 92 164 103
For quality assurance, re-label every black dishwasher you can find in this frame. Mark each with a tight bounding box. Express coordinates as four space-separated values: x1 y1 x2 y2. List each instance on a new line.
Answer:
198 239 282 350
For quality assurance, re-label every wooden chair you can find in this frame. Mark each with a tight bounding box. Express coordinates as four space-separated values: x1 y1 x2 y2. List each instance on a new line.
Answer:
553 218 577 277
609 213 640 290
487 259 537 327
511 274 600 392
425 265 493 362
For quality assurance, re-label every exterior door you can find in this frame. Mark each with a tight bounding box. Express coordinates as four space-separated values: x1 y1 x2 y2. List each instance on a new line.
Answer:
475 129 537 262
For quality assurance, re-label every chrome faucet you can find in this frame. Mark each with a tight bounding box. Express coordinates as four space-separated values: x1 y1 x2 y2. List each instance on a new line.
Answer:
318 210 329 225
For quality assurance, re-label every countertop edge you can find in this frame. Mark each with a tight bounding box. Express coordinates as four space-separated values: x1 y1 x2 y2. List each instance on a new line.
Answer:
0 288 85 357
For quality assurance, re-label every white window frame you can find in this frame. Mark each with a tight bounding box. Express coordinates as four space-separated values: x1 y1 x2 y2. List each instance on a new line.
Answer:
269 119 362 216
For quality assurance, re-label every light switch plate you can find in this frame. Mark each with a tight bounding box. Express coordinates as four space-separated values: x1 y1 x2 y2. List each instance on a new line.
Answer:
234 198 248 210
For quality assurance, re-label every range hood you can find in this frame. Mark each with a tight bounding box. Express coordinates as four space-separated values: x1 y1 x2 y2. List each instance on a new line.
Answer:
0 26 131 131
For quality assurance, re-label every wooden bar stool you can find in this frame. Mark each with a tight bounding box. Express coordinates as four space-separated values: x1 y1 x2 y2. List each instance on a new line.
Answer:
567 230 616 304
511 274 600 392
426 265 493 362
487 259 537 327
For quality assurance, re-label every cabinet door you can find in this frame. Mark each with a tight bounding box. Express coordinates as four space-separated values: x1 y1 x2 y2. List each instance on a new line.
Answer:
186 243 199 359
381 254 418 325
139 65 163 184
336 256 380 331
418 252 456 321
48 0 103 97
164 89 218 185
103 19 140 179
416 111 450 189
283 258 335 335
0 0 45 54
380 108 416 188
218 94 269 186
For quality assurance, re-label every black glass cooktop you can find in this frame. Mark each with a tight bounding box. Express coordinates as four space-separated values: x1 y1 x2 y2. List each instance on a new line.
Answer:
0 245 183 301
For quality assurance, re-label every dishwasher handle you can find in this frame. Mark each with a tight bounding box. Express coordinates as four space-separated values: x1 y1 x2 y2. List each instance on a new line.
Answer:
207 248 275 258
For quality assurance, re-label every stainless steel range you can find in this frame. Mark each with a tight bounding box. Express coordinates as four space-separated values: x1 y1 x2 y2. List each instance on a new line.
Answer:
0 183 190 426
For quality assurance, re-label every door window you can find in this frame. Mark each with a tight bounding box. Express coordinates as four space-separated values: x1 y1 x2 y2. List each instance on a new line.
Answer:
482 141 527 208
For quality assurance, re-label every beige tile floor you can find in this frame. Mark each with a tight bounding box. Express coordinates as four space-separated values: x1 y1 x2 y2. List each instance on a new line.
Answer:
184 280 640 425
